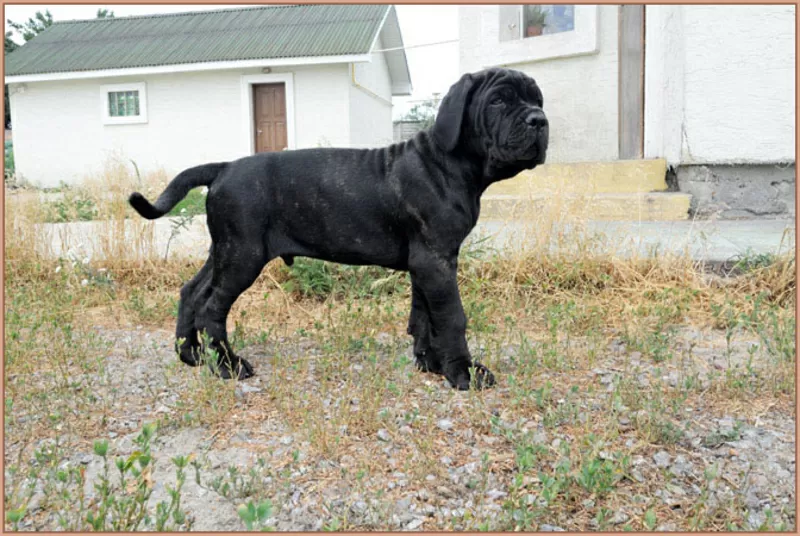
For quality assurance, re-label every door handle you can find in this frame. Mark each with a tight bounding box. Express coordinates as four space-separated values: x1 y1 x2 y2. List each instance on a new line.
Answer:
257 129 263 134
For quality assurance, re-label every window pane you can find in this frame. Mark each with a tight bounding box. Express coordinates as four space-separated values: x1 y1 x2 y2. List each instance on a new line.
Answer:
523 5 574 39
107 89 141 117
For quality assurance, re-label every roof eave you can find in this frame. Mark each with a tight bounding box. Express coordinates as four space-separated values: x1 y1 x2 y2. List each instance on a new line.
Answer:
5 53 373 84
372 6 412 97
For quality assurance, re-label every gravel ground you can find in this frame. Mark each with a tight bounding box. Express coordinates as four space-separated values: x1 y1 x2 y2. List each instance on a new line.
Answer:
6 325 795 531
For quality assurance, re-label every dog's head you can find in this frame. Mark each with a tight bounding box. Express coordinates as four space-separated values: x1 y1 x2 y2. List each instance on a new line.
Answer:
432 68 548 180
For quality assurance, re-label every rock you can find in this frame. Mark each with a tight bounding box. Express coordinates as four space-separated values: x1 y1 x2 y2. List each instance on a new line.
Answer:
747 511 765 529
653 450 671 468
669 455 693 477
279 435 293 446
350 501 368 515
239 383 262 394
437 419 454 431
436 486 455 498
540 524 566 531
405 517 424 530
611 511 629 525
377 429 391 442
486 489 506 500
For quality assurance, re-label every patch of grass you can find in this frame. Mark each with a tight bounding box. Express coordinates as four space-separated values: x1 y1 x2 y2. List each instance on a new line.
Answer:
4 424 193 531
281 258 407 301
41 186 99 222
167 188 207 217
732 248 779 273
5 139 15 177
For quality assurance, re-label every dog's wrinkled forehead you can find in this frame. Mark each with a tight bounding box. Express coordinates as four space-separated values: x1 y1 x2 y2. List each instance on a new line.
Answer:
481 68 544 107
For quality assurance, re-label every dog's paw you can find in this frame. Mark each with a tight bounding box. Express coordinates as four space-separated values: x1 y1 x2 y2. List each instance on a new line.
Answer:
415 354 443 375
177 344 202 367
237 358 255 380
447 363 496 390
216 357 255 380
471 362 496 389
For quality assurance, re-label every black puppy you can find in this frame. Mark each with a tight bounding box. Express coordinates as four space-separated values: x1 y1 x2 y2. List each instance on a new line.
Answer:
129 67 548 390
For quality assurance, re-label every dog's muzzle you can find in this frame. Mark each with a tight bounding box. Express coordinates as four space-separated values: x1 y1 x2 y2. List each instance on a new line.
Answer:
526 109 548 144
523 109 548 163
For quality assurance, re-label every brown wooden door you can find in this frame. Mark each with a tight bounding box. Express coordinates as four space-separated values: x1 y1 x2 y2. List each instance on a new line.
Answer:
253 83 287 153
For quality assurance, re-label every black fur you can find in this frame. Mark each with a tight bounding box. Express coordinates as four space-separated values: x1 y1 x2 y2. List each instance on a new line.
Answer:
129 67 548 389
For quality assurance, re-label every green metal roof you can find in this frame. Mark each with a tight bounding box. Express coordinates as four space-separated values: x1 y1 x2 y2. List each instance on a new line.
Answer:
5 4 391 76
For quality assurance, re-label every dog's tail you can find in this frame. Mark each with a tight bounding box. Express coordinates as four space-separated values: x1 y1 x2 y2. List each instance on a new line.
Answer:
128 162 227 220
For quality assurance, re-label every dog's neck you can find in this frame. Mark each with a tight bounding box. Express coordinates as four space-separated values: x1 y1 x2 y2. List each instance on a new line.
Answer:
404 130 532 197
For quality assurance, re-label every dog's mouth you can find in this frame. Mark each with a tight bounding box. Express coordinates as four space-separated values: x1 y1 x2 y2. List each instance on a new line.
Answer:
515 125 548 165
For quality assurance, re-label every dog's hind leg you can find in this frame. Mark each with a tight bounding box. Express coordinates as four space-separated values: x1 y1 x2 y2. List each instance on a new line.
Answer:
175 257 213 366
195 241 269 380
407 277 442 375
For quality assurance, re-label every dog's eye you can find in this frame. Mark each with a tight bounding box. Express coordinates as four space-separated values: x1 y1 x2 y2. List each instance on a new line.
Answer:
491 97 504 106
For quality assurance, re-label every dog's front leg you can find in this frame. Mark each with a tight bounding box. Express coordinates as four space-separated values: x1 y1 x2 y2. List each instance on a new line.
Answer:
409 248 495 390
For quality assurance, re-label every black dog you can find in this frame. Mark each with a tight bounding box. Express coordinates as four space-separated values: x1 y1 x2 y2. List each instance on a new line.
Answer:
129 67 548 390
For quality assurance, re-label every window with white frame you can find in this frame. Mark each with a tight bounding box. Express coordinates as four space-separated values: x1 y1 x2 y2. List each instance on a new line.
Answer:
499 5 575 42
480 5 597 67
101 83 147 124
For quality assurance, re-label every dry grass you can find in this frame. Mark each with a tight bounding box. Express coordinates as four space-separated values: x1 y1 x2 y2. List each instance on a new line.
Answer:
4 161 796 531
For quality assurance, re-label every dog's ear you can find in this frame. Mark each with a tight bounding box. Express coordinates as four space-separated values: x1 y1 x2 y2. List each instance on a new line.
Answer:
432 73 477 152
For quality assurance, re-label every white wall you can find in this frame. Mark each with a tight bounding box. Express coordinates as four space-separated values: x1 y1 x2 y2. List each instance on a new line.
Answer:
281 64 351 149
9 63 353 187
349 38 394 148
646 5 796 165
459 5 619 163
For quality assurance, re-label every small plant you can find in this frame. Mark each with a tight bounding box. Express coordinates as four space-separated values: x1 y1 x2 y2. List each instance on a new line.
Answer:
643 508 657 530
237 499 273 530
41 186 99 222
164 207 196 261
207 458 269 499
731 248 777 273
4 139 15 180
702 421 742 448
524 5 548 28
574 455 628 497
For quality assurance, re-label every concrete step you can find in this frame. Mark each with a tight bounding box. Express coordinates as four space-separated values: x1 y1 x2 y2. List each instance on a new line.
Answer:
480 192 692 222
486 158 669 196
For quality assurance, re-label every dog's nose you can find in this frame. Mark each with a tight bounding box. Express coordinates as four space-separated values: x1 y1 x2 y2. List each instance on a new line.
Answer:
525 109 548 128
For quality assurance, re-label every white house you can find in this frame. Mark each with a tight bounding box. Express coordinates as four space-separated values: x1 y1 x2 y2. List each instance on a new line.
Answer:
459 5 795 218
5 4 411 188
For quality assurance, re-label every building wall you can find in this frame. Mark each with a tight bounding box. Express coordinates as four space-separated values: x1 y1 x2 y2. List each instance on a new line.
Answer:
349 38 394 148
645 5 795 165
9 63 353 187
459 5 620 163
282 64 352 149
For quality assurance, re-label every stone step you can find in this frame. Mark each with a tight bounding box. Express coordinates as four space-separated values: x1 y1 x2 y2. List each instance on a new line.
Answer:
479 192 692 222
485 158 669 196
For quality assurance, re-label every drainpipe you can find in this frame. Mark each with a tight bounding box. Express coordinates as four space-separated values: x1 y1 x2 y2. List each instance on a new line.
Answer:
350 63 392 106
